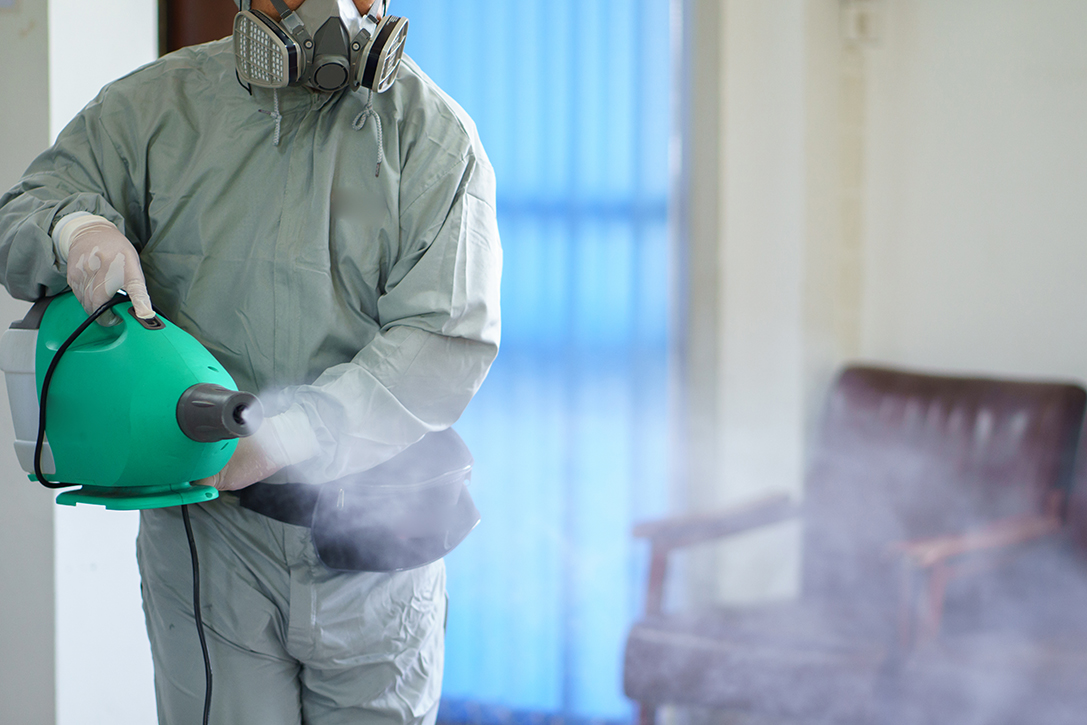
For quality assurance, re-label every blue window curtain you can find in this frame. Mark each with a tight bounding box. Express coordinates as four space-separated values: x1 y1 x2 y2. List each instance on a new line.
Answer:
393 2 672 721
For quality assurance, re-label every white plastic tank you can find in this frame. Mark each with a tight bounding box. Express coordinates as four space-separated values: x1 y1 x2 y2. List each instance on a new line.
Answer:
0 324 55 475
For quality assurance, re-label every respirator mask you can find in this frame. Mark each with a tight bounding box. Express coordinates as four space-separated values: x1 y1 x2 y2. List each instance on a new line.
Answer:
233 0 408 93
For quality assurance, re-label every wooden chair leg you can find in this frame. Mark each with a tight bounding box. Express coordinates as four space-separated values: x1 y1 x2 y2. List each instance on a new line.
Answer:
638 703 656 725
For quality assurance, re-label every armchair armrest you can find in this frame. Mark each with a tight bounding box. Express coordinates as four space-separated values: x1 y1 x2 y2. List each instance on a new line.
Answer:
633 493 798 551
634 493 798 616
892 513 1061 569
893 510 1063 647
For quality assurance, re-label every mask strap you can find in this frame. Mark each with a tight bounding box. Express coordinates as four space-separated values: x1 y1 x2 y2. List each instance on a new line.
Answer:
267 0 293 18
268 0 310 43
235 69 253 95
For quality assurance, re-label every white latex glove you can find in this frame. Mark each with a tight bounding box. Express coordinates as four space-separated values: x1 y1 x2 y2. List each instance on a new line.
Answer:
197 434 284 492
196 409 320 491
54 214 154 324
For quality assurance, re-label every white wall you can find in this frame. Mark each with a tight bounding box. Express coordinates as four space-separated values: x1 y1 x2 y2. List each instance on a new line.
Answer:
0 5 54 722
688 0 847 605
711 0 810 603
0 2 159 723
48 0 158 140
861 0 1087 381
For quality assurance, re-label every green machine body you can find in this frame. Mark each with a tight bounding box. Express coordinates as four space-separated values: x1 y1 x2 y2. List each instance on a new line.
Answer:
0 292 263 509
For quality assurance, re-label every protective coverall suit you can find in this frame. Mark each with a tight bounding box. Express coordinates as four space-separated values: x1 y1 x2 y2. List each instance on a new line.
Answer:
0 35 501 725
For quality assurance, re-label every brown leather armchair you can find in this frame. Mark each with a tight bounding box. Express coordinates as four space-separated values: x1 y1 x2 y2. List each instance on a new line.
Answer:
623 366 1086 724
890 405 1087 725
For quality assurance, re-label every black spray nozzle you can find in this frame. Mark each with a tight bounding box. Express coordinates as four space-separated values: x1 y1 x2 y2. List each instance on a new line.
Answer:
177 384 264 443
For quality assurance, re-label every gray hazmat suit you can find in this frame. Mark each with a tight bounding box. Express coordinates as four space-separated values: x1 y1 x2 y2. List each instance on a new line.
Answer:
0 36 501 725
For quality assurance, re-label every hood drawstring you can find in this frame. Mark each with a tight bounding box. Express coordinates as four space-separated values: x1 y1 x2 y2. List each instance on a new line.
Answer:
352 90 384 177
258 89 283 147
260 88 383 164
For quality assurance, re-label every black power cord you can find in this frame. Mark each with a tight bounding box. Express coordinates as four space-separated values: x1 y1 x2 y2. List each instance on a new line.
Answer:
31 294 214 723
33 294 128 489
182 504 213 725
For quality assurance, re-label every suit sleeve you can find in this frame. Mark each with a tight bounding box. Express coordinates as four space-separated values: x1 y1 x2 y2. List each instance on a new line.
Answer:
0 87 146 301
273 146 502 483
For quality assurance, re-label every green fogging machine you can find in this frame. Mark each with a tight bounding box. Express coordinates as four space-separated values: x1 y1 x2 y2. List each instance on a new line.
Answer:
0 291 262 509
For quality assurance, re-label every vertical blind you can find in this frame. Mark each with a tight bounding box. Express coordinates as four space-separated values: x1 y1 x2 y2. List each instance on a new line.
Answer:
394 2 673 720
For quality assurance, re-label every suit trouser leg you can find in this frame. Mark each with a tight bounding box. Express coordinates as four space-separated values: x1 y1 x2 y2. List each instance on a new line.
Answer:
138 495 445 725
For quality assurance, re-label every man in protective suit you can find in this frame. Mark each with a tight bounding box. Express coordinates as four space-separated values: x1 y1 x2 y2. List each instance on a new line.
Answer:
0 0 501 722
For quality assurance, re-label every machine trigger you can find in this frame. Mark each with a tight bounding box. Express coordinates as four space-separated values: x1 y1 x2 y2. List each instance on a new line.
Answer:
129 307 165 330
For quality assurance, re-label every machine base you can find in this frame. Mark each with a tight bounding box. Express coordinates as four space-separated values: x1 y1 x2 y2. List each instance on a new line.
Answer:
55 483 219 510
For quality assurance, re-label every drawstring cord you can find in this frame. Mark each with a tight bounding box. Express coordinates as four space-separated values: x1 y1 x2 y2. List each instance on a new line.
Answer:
259 88 283 147
260 88 382 169
352 90 384 177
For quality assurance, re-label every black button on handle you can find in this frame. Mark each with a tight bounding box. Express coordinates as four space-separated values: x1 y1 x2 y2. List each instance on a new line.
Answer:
128 307 165 330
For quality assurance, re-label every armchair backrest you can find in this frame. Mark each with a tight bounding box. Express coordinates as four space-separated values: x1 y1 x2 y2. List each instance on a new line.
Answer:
801 366 1085 626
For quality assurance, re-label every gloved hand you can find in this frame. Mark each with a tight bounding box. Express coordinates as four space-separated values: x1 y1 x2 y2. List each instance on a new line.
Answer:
196 433 285 492
196 409 321 491
54 214 154 324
